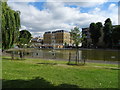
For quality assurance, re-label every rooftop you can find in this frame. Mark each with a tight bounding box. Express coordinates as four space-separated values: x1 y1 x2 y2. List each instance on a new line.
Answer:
45 30 69 34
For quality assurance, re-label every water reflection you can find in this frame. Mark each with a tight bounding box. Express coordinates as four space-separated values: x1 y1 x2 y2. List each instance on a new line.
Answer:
6 49 120 61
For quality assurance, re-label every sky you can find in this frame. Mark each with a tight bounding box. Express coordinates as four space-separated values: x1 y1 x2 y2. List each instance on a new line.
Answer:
7 0 119 37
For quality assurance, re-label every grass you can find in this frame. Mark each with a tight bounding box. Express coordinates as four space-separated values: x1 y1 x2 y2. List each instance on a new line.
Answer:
2 56 119 88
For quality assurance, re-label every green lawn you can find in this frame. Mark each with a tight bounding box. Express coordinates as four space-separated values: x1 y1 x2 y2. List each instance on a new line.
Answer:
2 56 119 88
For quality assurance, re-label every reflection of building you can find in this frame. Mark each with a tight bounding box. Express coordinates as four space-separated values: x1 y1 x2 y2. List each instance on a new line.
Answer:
43 30 71 48
30 37 43 48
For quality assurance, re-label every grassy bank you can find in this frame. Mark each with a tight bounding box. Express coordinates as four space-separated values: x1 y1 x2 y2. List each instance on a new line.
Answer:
2 56 119 88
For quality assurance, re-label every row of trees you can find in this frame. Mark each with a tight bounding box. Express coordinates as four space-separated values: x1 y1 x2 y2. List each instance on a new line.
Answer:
89 18 120 48
2 2 32 50
70 18 120 49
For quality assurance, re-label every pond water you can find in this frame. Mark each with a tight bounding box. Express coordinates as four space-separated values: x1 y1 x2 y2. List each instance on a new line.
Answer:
6 48 120 61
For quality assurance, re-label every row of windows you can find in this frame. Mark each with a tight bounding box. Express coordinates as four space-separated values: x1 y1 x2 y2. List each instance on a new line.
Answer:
45 37 70 39
52 41 69 43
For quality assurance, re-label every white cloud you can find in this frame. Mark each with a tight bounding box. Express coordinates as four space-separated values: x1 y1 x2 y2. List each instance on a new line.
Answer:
108 4 116 10
20 25 27 30
7 1 118 37
45 0 109 8
8 0 39 2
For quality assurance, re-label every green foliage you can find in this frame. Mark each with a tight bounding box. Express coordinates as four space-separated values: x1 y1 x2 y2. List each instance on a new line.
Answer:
64 42 67 47
103 18 112 48
2 2 21 49
18 30 32 48
112 25 120 45
89 23 96 39
89 22 103 47
70 27 84 47
96 22 102 38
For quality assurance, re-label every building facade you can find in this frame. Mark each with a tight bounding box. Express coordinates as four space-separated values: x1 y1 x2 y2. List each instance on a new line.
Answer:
43 31 52 45
82 28 92 48
43 30 71 48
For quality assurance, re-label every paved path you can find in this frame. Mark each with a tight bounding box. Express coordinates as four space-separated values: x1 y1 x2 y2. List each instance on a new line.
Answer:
86 60 120 65
26 57 120 65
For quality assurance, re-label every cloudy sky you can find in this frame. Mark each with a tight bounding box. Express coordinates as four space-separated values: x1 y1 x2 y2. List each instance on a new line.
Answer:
7 0 119 37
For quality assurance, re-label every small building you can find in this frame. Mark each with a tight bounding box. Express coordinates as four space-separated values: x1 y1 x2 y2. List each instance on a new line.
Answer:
30 37 43 48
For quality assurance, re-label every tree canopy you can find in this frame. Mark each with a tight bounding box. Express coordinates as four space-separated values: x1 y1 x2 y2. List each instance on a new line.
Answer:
2 2 21 49
103 18 112 48
112 25 120 45
70 27 84 48
89 22 103 47
18 30 32 48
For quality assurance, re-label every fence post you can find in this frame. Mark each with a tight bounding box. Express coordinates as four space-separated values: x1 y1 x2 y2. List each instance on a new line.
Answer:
78 51 79 64
68 52 71 64
76 50 78 65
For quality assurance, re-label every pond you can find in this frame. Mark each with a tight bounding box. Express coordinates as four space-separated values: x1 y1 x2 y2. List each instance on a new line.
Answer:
5 48 120 61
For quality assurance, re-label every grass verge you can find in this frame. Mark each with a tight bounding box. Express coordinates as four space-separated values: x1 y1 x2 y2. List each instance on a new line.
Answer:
2 56 119 88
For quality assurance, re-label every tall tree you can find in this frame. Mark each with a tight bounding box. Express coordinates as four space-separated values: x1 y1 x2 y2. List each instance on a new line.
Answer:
2 2 21 50
89 23 96 47
96 22 103 43
0 1 2 48
18 30 32 48
89 22 102 48
103 18 112 48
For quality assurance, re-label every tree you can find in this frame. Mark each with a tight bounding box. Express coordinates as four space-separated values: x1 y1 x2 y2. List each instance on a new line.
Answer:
112 25 120 45
0 1 2 49
89 23 96 47
70 27 83 48
103 18 112 48
2 2 21 50
70 27 85 65
18 30 32 48
96 22 103 44
64 42 67 48
89 22 102 48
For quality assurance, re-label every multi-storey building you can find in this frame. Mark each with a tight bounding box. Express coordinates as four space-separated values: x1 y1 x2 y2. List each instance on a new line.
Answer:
82 28 92 48
43 30 71 48
43 31 52 45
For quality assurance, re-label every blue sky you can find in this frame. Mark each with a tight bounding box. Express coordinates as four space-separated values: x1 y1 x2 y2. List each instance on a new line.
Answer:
8 0 118 37
28 2 45 10
28 2 118 13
